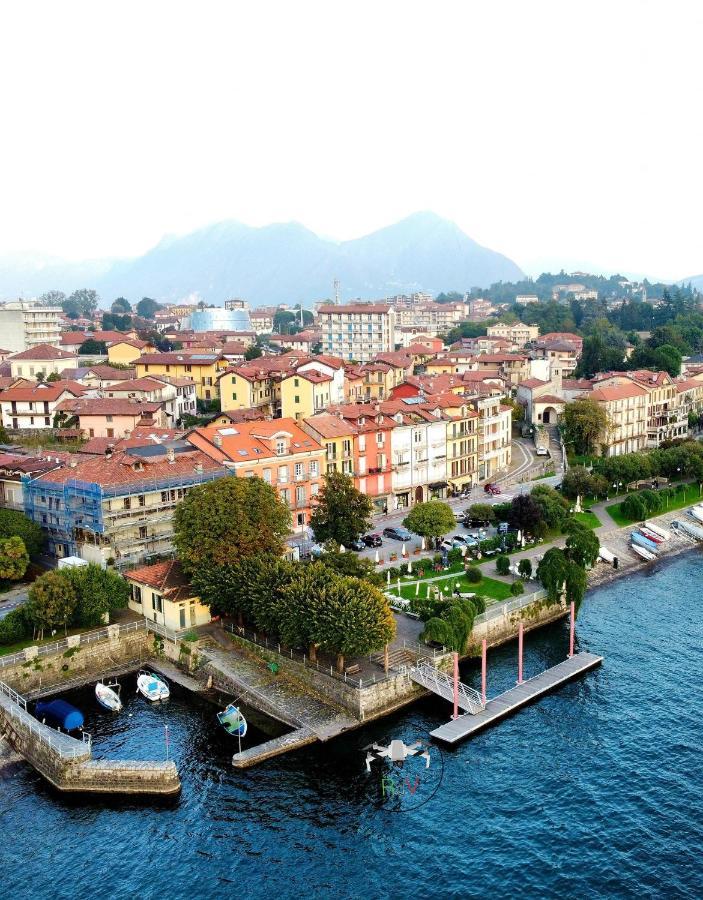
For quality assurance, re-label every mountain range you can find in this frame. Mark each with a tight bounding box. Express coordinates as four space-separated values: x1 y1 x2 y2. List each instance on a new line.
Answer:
0 212 523 306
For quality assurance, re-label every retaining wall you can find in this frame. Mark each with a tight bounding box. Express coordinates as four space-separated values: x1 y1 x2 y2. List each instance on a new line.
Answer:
468 595 568 653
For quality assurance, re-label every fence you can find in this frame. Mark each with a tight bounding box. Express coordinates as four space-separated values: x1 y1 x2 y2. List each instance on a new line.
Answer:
0 619 147 671
222 624 445 689
474 588 549 624
144 619 189 644
0 678 92 759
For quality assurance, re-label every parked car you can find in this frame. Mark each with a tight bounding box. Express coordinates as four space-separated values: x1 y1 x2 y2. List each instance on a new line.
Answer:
464 517 491 529
485 483 502 495
450 534 470 547
383 526 413 541
348 538 365 552
454 511 466 522
536 447 549 456
362 533 383 548
497 522 509 535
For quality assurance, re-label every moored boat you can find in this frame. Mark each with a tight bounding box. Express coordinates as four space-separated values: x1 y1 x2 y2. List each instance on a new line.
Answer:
95 680 122 712
631 543 656 562
639 526 664 544
688 505 703 524
644 520 670 540
35 699 84 732
136 670 170 702
631 530 658 554
217 703 247 737
672 519 703 541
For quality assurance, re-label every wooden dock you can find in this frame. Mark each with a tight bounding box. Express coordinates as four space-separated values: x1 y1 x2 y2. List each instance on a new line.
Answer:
430 651 603 745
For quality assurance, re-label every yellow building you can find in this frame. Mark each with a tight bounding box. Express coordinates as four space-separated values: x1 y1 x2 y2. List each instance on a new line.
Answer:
280 370 334 420
302 413 357 477
108 339 154 366
135 352 227 402
439 395 479 492
125 559 211 631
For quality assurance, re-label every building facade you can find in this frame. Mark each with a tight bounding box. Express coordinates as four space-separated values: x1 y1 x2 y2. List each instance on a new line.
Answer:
317 304 396 363
0 301 62 353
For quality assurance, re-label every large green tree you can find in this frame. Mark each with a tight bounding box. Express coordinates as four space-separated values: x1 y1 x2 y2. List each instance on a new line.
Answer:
111 297 132 314
63 563 130 627
65 288 99 318
563 520 600 568
174 476 290 574
536 547 587 606
562 398 609 455
316 575 395 672
277 562 331 661
0 536 29 581
136 297 161 318
0 510 44 557
531 485 569 529
508 494 545 537
403 500 455 540
25 571 77 639
466 503 496 524
310 471 373 547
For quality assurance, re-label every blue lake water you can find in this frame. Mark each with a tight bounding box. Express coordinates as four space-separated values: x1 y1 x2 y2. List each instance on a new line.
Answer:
1 553 702 899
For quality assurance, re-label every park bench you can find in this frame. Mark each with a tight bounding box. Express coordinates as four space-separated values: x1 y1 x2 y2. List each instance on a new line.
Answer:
345 664 361 676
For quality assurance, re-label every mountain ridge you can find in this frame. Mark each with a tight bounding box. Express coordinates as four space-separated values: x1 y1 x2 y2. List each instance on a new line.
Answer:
0 212 524 305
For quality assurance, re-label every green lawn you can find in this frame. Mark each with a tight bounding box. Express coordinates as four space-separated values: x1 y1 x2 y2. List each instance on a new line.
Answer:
605 484 703 527
388 571 513 603
0 625 92 657
572 510 601 529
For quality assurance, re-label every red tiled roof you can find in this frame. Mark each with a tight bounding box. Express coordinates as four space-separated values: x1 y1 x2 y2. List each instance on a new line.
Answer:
124 559 194 602
137 352 223 366
190 418 323 462
55 397 163 416
106 377 167 393
317 304 391 314
60 332 88 345
303 413 358 438
9 343 77 361
590 383 648 402
0 381 85 402
519 378 549 389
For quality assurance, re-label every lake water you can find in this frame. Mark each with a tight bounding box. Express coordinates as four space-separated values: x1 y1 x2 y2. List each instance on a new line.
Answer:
1 553 702 900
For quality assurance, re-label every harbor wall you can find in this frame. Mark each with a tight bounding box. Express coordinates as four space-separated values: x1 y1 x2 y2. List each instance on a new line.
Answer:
467 592 568 654
0 624 152 696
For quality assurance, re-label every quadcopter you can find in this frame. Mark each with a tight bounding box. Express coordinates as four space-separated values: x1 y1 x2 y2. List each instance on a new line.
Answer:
364 739 431 772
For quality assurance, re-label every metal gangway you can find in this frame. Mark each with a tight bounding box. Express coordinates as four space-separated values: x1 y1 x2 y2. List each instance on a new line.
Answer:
408 659 485 716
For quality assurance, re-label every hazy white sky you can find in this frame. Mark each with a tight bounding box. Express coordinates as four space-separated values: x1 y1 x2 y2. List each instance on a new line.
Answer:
1 0 702 279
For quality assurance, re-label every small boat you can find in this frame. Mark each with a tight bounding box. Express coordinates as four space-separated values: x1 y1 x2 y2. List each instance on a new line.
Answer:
644 520 670 541
137 670 170 702
689 505 703 524
35 699 84 732
631 530 658 554
672 519 703 541
639 526 664 544
95 680 122 712
217 703 247 738
631 543 656 562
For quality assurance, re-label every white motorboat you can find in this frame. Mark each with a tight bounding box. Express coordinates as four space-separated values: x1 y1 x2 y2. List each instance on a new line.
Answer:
631 542 656 562
95 680 122 712
688 505 703 524
137 670 170 702
643 520 670 541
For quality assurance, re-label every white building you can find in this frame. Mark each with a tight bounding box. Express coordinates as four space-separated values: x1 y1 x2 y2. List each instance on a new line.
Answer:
0 381 85 431
472 396 512 481
317 304 396 363
296 356 346 405
0 301 63 353
384 401 448 508
8 343 78 379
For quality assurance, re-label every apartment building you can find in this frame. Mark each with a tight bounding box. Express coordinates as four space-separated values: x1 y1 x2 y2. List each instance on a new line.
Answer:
280 370 334 419
393 301 469 335
187 419 325 528
596 370 687 448
531 339 580 379
107 339 155 365
0 381 85 431
0 301 62 352
24 445 228 565
0 452 65 511
125 560 211 631
435 394 479 493
54 397 167 439
471 396 512 481
486 323 540 346
8 344 78 379
475 353 531 387
135 352 228 402
587 384 649 456
104 376 197 424
317 304 396 363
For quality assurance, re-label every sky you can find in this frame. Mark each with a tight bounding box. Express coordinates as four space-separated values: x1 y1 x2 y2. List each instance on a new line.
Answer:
1 0 702 280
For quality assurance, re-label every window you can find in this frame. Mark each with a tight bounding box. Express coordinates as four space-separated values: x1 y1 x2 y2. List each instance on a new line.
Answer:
232 392 237 401
132 585 142 604
139 526 148 539
309 460 318 476
262 468 272 483
123 497 131 510
280 488 290 506
294 395 300 404
296 486 305 506
294 378 299 387
44 417 50 426
311 483 319 496
106 428 114 438
278 465 289 483
138 494 146 507
179 606 186 629
376 432 384 445
294 462 304 479
152 593 163 613
276 439 286 455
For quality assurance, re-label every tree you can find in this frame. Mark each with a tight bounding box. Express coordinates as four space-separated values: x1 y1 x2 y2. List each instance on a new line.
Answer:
137 297 161 318
562 398 609 455
508 494 544 537
518 558 532 580
245 344 263 360
0 510 44 557
536 547 587 606
496 555 510 576
66 289 99 318
102 312 132 331
111 297 132 314
79 338 107 355
63 564 130 627
46 372 61 383
563 520 600 568
310 471 373 547
277 562 331 661
501 396 524 422
38 290 66 308
466 503 496 524
0 608 30 645
0 536 29 581
25 571 77 639
621 493 647 521
575 333 626 378
273 310 297 334
316 575 395 672
530 485 569 530
315 547 383 585
174 476 290 574
510 580 524 596
403 500 455 540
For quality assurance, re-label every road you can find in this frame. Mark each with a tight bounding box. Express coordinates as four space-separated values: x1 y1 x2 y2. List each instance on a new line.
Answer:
0 584 30 620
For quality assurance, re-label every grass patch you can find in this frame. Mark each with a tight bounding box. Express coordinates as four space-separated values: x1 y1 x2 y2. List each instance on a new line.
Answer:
605 484 703 527
388 572 513 603
572 510 601 529
534 470 556 480
0 625 94 657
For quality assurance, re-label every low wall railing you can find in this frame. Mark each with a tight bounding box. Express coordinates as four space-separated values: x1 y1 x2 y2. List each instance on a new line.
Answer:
0 678 92 759
474 588 550 625
0 620 147 671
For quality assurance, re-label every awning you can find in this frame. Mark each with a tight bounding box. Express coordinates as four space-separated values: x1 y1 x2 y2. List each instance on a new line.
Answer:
429 481 448 489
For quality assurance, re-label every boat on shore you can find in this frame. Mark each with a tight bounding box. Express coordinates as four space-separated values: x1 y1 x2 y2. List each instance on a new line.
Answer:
639 526 664 544
631 543 657 562
35 699 84 732
95 681 122 712
137 670 170 702
644 520 670 540
672 519 703 541
631 530 659 554
688 505 703 524
217 703 247 738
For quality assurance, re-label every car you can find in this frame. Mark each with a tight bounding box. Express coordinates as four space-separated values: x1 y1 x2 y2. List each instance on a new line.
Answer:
309 543 326 557
383 526 413 541
484 483 501 495
348 538 366 552
464 517 491 529
450 534 470 546
536 447 549 456
362 533 383 548
454 511 466 522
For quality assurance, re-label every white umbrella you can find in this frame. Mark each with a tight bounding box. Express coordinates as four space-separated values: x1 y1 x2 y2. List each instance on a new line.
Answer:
375 550 380 564
339 544 345 553
517 530 522 544
387 570 391 585
461 545 467 557
397 578 401 592
421 536 426 551
407 560 412 575
401 542 407 557
415 581 420 596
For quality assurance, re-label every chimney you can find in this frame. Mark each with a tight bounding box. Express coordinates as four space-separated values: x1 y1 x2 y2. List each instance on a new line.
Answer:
167 447 176 464
194 462 203 474
214 434 222 448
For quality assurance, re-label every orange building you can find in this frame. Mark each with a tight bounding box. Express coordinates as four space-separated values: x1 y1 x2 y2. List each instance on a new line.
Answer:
187 418 325 528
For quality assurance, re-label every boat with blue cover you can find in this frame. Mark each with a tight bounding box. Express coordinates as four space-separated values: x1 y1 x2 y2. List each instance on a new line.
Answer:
631 530 658 554
217 703 247 737
35 699 84 732
136 670 170 701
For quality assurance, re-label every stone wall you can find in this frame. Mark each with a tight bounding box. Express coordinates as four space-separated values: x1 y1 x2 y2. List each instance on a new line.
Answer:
0 626 152 696
467 596 568 653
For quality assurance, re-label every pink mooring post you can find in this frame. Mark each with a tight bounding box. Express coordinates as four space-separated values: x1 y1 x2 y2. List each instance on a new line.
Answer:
453 652 459 720
569 601 575 658
517 622 524 685
481 638 487 705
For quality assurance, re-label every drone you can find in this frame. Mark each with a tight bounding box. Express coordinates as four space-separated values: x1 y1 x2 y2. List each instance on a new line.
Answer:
364 739 431 772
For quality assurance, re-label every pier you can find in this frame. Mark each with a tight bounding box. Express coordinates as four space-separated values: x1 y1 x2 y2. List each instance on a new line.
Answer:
430 651 603 744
